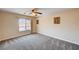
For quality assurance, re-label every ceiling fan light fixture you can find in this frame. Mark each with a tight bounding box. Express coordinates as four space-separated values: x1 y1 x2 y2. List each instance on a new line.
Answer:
24 8 42 16
32 12 37 16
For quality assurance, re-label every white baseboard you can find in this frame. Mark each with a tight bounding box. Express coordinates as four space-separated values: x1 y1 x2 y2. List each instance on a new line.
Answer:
0 31 31 41
38 32 79 45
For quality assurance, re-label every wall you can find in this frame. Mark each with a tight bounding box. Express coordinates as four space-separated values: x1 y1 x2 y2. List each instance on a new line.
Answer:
0 11 37 41
31 17 37 33
37 9 79 45
0 14 3 39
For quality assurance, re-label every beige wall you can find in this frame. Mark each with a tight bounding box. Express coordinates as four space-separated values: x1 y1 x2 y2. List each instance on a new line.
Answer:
31 17 37 33
0 14 2 39
0 11 37 41
37 9 79 45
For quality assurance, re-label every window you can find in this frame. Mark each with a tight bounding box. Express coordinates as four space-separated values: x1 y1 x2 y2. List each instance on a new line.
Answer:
19 18 31 31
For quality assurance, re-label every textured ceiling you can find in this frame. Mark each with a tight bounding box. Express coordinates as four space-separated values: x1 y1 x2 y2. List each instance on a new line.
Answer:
0 8 73 16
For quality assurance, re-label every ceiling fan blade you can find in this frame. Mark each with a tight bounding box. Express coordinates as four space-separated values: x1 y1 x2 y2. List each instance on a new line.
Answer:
29 8 42 16
35 12 42 14
32 8 38 12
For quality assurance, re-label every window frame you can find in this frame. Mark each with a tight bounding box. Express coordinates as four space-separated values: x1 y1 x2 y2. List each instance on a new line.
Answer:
18 18 31 32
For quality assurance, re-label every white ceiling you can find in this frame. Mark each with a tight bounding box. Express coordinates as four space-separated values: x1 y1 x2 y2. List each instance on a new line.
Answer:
0 8 73 16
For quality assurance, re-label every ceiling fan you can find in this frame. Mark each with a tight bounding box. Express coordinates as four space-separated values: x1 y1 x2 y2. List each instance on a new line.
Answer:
24 8 42 16
31 8 42 16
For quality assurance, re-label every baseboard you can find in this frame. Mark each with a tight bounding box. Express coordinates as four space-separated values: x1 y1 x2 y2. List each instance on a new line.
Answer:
0 31 31 41
38 33 79 45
